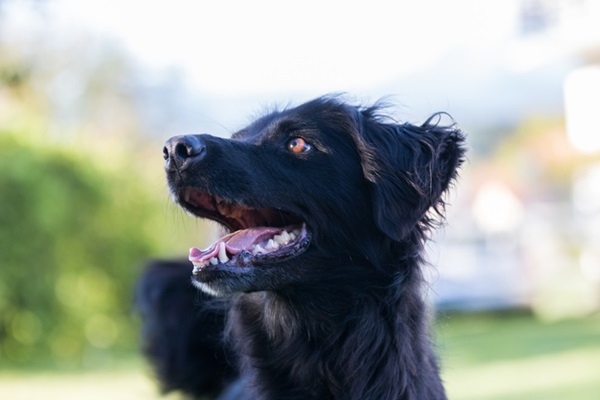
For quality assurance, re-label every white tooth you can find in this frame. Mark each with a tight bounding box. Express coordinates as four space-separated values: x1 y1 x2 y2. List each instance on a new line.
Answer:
252 244 265 255
210 257 219 265
289 232 297 240
265 239 279 251
274 234 286 245
218 242 229 263
274 231 291 245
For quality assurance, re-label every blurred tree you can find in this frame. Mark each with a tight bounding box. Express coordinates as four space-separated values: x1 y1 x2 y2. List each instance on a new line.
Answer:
0 16 204 369
0 130 185 368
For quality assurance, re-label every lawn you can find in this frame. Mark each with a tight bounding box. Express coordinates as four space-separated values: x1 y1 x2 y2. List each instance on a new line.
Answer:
0 368 162 400
1 312 599 399
437 311 600 400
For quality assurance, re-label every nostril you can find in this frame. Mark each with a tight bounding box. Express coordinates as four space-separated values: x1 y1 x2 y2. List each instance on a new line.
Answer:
163 135 207 171
175 142 191 160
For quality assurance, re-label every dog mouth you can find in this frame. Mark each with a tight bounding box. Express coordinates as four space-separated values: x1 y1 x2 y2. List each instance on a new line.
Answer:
178 187 311 275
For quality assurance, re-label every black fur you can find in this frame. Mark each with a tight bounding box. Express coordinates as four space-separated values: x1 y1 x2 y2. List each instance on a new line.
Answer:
137 96 466 399
136 260 237 396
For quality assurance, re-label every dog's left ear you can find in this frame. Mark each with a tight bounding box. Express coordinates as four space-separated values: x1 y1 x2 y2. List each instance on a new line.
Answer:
358 112 466 241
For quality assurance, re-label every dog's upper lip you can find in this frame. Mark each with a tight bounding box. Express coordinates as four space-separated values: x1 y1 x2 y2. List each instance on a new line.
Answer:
179 187 303 231
180 187 253 232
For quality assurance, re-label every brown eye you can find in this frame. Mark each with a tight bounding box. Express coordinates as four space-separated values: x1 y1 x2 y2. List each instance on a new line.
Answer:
287 137 312 154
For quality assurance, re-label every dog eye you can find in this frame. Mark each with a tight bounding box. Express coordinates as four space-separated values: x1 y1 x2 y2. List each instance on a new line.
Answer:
287 137 312 154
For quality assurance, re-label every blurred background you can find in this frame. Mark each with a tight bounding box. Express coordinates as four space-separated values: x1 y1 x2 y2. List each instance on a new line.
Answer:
1 0 599 399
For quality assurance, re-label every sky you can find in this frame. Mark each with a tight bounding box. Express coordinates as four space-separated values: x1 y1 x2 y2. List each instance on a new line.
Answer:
33 0 517 96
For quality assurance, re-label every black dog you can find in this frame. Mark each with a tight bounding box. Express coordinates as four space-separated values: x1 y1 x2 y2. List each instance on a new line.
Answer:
137 96 466 399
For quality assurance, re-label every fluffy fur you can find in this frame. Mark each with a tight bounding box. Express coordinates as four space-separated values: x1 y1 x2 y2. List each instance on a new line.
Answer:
137 96 466 399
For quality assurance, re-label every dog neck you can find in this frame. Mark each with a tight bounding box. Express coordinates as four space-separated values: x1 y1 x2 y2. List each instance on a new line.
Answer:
227 255 446 400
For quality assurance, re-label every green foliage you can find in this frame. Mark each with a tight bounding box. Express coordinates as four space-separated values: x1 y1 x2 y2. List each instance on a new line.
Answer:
0 132 197 369
0 27 207 370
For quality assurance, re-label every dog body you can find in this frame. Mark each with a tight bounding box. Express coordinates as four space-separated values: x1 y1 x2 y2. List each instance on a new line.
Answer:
138 96 465 399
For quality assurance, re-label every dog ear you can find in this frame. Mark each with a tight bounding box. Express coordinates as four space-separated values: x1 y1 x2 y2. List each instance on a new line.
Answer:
358 112 466 241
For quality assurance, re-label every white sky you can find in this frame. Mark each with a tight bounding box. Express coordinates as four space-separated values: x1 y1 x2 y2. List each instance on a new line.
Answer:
37 0 517 95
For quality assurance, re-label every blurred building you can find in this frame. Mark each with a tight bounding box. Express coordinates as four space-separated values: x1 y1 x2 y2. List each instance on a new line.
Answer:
430 0 600 317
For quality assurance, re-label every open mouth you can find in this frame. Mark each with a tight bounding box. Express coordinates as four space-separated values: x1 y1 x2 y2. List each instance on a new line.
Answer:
178 187 311 275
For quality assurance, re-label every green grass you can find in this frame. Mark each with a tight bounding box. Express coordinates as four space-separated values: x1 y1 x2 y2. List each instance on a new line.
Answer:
436 311 600 400
0 368 163 400
1 312 598 399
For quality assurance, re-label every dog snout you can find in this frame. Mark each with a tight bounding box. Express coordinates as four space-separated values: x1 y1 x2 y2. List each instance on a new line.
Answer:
163 135 206 171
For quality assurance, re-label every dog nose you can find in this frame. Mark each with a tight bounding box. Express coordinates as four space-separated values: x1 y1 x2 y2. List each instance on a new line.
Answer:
163 135 206 171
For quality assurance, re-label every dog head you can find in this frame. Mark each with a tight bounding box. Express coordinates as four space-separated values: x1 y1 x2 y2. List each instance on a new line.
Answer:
163 96 465 296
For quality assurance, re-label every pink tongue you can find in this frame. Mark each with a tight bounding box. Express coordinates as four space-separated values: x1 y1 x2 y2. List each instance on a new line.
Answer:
189 227 283 262
224 227 281 252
